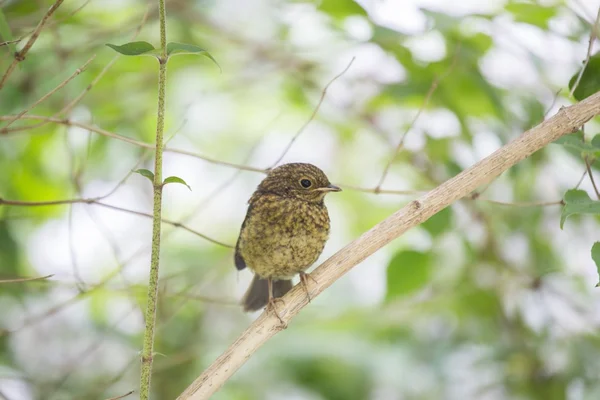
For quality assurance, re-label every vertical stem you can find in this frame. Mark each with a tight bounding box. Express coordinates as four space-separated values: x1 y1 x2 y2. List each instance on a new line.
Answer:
139 0 167 398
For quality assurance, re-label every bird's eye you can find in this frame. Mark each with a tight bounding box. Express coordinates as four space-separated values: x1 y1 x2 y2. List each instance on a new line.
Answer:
300 179 312 188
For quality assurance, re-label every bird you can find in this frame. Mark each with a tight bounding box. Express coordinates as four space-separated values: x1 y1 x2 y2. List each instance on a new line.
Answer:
234 163 341 322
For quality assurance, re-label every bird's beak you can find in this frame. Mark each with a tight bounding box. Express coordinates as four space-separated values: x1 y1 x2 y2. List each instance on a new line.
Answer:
317 184 342 192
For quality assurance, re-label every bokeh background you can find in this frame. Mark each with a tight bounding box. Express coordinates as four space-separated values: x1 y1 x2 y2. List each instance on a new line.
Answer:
2 0 600 399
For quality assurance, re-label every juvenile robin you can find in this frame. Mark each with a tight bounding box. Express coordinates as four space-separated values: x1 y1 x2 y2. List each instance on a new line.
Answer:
234 163 340 321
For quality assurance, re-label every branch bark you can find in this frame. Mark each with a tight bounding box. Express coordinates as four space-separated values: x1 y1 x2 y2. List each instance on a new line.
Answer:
177 91 600 400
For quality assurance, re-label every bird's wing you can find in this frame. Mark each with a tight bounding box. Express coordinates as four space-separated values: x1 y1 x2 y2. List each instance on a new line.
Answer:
234 202 254 271
234 248 246 270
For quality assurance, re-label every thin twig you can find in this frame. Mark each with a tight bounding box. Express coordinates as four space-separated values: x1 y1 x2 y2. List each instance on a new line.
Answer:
574 168 588 189
338 184 424 195
0 0 66 91
0 196 232 247
374 46 461 191
2 8 151 135
49 306 138 395
104 390 135 400
177 91 600 400
0 244 151 339
0 274 54 284
475 198 563 207
59 6 150 116
585 157 600 199
0 38 22 47
0 115 268 173
269 57 355 168
569 5 600 98
543 88 563 119
94 202 234 248
0 197 96 206
2 56 96 128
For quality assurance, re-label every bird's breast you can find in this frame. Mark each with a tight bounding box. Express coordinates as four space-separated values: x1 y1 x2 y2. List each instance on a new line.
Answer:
238 196 330 279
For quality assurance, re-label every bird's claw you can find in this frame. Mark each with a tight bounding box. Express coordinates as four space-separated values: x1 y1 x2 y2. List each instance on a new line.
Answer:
266 298 287 328
299 272 317 303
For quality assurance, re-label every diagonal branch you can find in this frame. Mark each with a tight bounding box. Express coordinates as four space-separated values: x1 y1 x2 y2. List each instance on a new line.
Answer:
0 274 54 284
584 157 600 199
0 115 267 173
269 57 355 168
177 91 600 400
375 47 460 191
0 0 66 91
569 5 600 98
1 55 95 128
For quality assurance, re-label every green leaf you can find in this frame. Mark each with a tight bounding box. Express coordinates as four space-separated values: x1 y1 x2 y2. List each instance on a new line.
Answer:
505 3 557 29
316 0 367 19
553 134 600 157
166 42 220 69
106 41 157 56
134 169 154 182
0 9 16 55
560 189 600 228
569 52 600 101
386 251 432 300
422 207 453 236
592 242 600 287
163 176 191 191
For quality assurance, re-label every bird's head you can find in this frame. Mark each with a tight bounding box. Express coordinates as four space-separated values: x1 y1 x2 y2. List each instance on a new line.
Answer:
257 163 341 203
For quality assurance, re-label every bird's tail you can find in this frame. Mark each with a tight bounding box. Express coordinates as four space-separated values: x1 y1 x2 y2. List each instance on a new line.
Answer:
242 275 292 312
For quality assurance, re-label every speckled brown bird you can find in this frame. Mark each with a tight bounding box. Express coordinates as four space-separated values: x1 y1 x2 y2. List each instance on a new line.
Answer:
235 163 340 320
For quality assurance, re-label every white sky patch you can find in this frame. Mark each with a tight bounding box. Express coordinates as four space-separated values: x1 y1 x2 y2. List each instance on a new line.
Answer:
404 30 447 62
419 108 461 138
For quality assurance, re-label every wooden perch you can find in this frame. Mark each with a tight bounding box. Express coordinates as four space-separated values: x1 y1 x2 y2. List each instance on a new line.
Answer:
178 91 600 400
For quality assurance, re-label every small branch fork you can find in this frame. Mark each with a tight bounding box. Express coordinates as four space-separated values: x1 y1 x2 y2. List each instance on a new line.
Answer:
0 0 66 91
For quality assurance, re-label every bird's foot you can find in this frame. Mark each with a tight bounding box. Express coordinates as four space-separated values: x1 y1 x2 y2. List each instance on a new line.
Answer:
266 298 287 328
299 272 317 303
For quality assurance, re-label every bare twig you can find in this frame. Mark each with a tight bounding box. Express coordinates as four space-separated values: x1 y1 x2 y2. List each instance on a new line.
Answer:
59 6 150 116
49 306 138 395
0 274 54 284
0 38 22 47
585 157 600 199
177 91 600 400
574 168 588 189
475 198 563 207
569 5 600 98
94 202 234 248
1 8 151 135
2 56 96 128
543 88 563 119
269 57 355 168
0 196 232 248
0 0 66 91
0 197 95 206
0 115 268 173
374 47 461 191
338 184 424 196
105 390 135 400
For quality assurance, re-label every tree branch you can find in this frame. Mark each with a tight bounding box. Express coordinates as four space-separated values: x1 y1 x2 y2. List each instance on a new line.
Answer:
177 91 600 400
269 57 355 168
2 55 95 128
0 0 66 91
0 274 53 284
0 115 267 173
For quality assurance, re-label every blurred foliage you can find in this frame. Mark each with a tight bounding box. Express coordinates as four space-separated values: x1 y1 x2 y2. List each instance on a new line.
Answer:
1 0 600 399
569 52 600 101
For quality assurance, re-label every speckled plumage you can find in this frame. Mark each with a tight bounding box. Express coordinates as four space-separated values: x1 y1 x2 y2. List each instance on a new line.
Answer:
235 163 340 313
